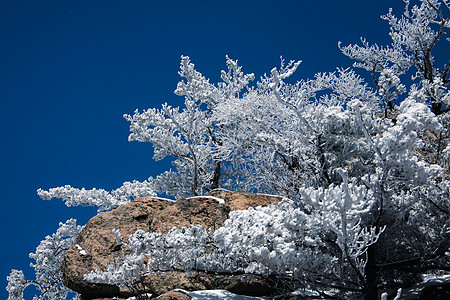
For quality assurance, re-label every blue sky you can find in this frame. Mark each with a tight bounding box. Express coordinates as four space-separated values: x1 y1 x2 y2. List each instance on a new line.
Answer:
0 0 410 297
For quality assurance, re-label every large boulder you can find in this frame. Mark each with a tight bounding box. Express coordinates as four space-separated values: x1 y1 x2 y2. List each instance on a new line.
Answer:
61 190 282 299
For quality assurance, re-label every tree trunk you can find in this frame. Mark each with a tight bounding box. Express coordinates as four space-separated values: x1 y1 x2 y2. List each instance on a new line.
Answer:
211 162 221 190
364 245 379 300
432 101 443 116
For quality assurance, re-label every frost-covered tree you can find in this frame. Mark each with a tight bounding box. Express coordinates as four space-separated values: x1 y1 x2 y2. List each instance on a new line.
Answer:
216 65 382 196
7 180 156 299
339 0 449 116
339 1 450 296
8 1 450 299
124 56 255 198
7 219 83 300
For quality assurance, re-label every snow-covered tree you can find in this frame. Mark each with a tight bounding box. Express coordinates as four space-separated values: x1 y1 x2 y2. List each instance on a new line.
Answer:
124 56 255 198
7 219 83 300
6 180 156 299
339 1 449 296
339 0 449 115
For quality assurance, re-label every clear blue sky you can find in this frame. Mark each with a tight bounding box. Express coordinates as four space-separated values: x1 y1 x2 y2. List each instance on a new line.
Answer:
0 0 410 297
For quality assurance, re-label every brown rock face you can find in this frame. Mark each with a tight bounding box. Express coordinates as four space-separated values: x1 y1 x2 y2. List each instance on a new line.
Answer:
61 190 282 299
157 290 191 300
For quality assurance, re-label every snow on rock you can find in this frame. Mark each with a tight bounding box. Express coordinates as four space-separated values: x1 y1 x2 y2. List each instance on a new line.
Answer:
127 293 153 300
175 289 263 300
152 196 177 202
75 244 87 256
187 195 225 204
401 274 450 299
379 274 450 300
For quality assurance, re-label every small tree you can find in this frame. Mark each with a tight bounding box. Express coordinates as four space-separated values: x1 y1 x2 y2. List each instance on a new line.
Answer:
339 0 449 115
124 56 255 198
7 219 83 300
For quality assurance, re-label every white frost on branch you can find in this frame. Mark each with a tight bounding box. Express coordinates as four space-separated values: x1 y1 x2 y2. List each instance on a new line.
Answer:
37 179 156 212
6 270 27 300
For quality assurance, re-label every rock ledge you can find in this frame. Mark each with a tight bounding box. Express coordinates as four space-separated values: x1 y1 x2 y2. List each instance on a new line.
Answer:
61 191 282 299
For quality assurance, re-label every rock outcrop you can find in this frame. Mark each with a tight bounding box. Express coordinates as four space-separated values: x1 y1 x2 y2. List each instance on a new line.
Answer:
157 290 191 300
61 190 282 299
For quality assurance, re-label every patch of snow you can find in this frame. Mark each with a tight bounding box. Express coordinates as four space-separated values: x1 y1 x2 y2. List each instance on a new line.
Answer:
381 289 402 300
291 288 320 297
255 192 284 199
187 195 225 204
151 196 176 202
291 287 340 298
75 244 87 256
174 289 263 299
422 273 450 282
127 293 152 300
210 188 232 192
380 274 450 300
